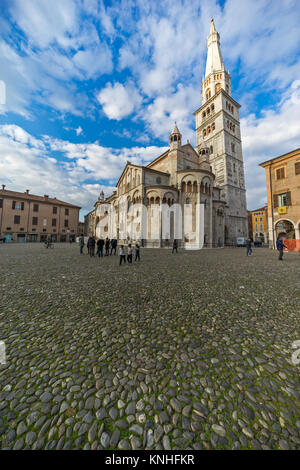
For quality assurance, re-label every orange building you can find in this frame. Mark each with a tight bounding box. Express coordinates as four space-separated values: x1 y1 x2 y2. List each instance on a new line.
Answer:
251 206 268 244
260 149 300 250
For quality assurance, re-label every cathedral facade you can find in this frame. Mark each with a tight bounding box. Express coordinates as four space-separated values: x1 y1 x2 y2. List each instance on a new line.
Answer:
91 19 248 248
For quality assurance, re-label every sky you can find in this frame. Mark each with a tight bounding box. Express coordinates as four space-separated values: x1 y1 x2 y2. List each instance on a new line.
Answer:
0 0 300 220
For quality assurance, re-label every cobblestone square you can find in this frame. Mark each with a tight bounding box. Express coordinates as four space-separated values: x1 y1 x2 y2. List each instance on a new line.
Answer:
0 244 299 450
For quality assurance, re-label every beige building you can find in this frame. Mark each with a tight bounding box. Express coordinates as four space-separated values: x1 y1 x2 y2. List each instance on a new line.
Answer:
0 185 80 243
260 148 300 250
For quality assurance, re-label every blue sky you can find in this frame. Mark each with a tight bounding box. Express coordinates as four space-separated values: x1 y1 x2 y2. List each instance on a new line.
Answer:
0 0 300 220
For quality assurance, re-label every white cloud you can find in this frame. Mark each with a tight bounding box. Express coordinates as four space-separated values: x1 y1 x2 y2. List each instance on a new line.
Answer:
97 82 142 120
242 81 300 210
76 126 83 136
0 124 167 214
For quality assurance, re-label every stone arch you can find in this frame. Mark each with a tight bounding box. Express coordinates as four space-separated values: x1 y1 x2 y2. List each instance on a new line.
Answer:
275 219 295 239
193 181 198 193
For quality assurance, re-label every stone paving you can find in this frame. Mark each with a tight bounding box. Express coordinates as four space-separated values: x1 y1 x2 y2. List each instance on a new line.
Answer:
0 243 299 450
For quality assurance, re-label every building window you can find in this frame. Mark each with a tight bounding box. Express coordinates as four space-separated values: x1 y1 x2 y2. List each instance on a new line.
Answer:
0 199 3 208
52 219 56 227
156 177 161 184
33 204 39 212
32 217 38 225
42 229 47 232
53 206 57 214
277 192 292 207
231 143 235 153
32 228 36 232
13 201 24 210
295 162 300 175
64 220 69 228
14 215 20 224
65 208 69 216
43 218 47 226
212 122 215 131
276 167 285 180
6 227 11 230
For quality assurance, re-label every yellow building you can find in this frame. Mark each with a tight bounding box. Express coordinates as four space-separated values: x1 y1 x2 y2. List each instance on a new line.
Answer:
251 206 268 244
260 148 300 250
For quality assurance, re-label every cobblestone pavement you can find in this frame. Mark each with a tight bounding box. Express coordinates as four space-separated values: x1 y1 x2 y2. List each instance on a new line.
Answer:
0 243 299 450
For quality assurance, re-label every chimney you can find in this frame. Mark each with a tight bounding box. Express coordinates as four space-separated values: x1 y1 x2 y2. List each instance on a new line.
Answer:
2 184 5 190
44 195 49 200
25 189 29 194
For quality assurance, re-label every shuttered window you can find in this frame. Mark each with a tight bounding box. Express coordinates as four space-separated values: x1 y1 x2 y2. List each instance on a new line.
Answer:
276 167 285 180
14 215 20 224
295 162 300 175
32 217 38 226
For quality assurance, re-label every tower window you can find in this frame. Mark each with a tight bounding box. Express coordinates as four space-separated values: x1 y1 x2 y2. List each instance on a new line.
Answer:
211 104 214 112
212 122 215 131
210 146 213 154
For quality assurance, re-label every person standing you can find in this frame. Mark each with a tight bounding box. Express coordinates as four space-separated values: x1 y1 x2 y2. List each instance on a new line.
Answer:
105 237 110 256
127 244 133 263
172 239 178 254
119 245 126 265
135 243 140 262
277 237 288 260
87 236 96 257
246 238 252 256
79 235 84 254
111 238 117 255
97 237 104 257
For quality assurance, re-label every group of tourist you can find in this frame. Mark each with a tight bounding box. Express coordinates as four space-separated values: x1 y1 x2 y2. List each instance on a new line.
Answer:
79 235 141 264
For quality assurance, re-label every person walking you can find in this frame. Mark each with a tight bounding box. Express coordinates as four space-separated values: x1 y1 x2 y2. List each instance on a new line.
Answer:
135 243 140 262
79 235 84 254
246 238 252 256
277 237 288 260
105 237 110 256
172 239 178 254
119 245 126 265
127 244 133 264
110 238 117 255
97 237 104 257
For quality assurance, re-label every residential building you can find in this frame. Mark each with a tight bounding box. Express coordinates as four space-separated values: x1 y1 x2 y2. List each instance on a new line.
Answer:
260 148 300 250
0 185 80 243
251 206 268 244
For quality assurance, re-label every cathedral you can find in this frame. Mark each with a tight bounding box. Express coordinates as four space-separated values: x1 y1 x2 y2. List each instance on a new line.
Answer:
91 19 248 248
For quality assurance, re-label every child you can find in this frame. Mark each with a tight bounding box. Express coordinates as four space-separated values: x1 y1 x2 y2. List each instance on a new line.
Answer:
119 245 126 265
135 243 140 261
127 244 133 263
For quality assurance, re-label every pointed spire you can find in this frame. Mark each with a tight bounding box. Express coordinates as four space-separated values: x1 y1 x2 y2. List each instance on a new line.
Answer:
210 18 216 34
205 18 224 77
172 121 180 135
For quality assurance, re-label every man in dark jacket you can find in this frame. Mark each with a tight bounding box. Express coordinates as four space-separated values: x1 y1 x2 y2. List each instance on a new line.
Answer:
87 236 96 257
246 238 252 256
97 237 104 257
110 238 117 255
105 237 110 256
172 239 178 253
276 238 288 260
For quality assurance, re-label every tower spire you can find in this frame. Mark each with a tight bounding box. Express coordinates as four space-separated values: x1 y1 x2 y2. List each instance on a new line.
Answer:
205 18 224 77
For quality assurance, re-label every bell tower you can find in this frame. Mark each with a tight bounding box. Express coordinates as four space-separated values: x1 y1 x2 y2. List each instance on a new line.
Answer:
194 19 248 245
170 122 182 151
